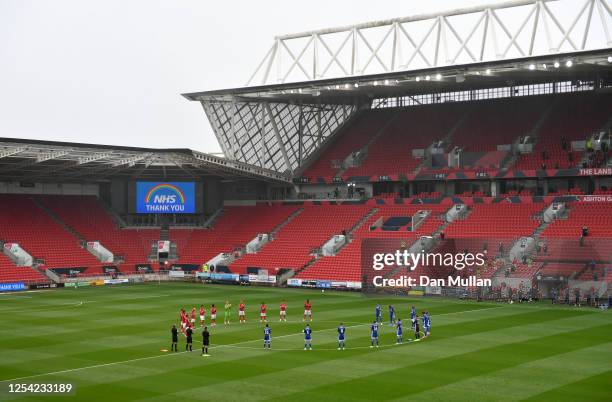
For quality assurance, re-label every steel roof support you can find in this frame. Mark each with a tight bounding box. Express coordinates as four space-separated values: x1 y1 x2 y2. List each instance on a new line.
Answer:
582 0 597 49
319 31 352 77
112 154 150 167
245 0 611 85
541 0 578 50
264 103 292 173
529 1 541 55
36 149 71 163
0 146 27 159
596 0 611 45
201 99 357 173
78 153 112 164
501 3 537 57
258 103 266 168
451 12 487 63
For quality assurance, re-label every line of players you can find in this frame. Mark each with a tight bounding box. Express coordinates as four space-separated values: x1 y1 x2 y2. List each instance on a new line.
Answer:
171 299 314 354
263 304 431 351
171 301 431 353
178 299 314 333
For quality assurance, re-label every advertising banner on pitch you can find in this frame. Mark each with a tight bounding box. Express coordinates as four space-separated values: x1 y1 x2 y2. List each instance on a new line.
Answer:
0 282 26 292
287 278 302 287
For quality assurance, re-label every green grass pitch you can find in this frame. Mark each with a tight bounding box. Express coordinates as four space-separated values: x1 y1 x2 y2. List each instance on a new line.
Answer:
0 283 610 401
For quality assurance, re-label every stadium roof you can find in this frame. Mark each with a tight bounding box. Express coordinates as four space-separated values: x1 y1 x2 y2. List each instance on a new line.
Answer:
183 49 612 104
184 0 612 175
0 138 291 183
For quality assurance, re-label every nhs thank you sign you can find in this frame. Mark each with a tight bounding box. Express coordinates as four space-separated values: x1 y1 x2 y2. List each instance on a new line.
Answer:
136 182 195 213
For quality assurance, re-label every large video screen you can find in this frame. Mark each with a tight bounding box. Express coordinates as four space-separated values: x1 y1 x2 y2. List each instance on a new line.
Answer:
136 182 195 214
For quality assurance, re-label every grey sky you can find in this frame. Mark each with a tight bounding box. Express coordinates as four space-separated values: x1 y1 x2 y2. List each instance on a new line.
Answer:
0 0 605 154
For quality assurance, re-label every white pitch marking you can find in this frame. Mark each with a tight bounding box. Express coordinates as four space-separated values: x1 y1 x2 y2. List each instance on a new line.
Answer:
0 321 373 383
0 306 498 383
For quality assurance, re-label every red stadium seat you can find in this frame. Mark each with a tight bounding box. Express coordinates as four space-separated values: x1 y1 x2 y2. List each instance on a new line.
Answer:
0 253 49 283
0 195 102 271
231 204 372 274
176 205 300 265
38 195 159 271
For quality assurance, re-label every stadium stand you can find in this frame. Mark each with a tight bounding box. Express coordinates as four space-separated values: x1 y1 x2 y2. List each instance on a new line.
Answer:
303 92 612 180
38 195 159 270
540 202 612 238
296 204 447 281
382 203 547 283
535 202 612 270
515 93 612 170
230 204 372 274
539 262 585 277
575 263 608 281
0 252 49 283
0 195 101 271
459 96 548 151
508 262 543 279
1 191 608 285
303 111 393 180
0 69 610 291
444 203 543 239
341 104 464 178
176 205 300 265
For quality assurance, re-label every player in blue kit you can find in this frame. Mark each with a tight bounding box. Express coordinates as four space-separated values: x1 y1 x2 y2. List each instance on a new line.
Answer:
263 324 271 350
337 323 346 350
389 305 396 325
303 324 312 350
396 318 403 344
423 311 431 337
375 304 382 324
410 305 417 330
370 321 379 348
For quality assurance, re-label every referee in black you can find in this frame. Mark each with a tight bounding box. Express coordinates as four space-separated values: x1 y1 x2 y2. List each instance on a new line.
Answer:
171 324 178 352
414 315 421 340
202 326 210 356
185 326 193 351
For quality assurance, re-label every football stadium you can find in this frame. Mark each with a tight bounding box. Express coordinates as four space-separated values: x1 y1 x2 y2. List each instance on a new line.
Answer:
1 0 611 401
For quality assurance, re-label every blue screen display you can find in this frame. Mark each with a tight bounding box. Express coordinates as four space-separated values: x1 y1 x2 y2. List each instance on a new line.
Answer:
136 182 196 214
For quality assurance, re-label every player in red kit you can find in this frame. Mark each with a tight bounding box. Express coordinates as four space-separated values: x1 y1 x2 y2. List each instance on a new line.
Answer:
303 299 312 322
180 309 188 334
199 304 206 326
279 301 287 322
239 300 246 324
260 302 267 322
210 304 217 326
190 308 197 327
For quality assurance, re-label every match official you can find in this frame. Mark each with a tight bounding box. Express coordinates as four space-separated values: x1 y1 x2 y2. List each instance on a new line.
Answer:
171 324 178 352
202 326 210 356
186 326 193 351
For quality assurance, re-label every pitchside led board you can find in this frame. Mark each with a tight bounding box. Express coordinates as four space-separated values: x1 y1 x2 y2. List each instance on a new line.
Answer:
136 182 195 214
